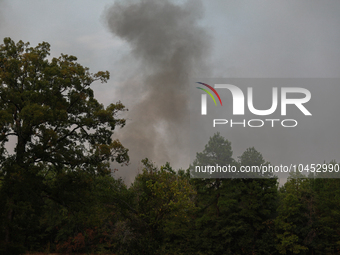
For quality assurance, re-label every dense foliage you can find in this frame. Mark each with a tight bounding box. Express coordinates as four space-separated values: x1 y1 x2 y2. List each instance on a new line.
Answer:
0 39 339 255
0 37 128 254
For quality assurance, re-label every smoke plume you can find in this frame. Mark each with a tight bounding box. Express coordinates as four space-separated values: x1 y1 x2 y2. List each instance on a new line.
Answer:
105 0 209 182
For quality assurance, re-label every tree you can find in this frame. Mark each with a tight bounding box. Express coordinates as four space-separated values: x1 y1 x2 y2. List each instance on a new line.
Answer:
128 159 196 255
232 147 278 254
312 176 340 254
0 38 129 253
51 174 132 254
275 172 313 255
238 146 274 178
191 133 278 254
192 132 235 178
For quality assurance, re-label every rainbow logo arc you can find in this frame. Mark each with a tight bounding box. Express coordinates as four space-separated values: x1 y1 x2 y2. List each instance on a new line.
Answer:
196 82 223 106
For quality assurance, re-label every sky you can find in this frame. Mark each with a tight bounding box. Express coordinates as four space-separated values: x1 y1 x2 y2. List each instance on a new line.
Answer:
1 0 340 184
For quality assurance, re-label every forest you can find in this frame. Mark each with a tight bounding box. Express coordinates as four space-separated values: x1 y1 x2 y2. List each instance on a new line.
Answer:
1 38 340 255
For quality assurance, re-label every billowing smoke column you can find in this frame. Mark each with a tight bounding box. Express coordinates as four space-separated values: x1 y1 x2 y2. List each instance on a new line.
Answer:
105 0 208 181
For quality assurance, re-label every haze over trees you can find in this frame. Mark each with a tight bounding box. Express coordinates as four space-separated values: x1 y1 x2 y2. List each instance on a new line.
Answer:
0 38 339 255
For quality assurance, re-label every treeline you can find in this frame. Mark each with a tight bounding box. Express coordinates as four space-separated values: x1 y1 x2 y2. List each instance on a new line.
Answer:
1 133 340 254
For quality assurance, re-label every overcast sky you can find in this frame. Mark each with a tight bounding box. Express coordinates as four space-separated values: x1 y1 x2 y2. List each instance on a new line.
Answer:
1 0 340 184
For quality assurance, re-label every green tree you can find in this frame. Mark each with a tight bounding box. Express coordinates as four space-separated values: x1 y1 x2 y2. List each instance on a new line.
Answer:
275 165 340 255
231 147 278 254
0 38 129 253
128 159 196 255
191 133 278 255
312 176 340 254
238 146 274 178
275 172 314 254
50 174 133 254
192 132 235 178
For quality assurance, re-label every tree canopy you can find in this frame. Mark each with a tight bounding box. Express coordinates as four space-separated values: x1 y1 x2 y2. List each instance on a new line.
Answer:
0 37 129 253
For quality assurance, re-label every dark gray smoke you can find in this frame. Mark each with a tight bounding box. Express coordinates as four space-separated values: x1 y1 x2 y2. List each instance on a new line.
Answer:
105 0 209 182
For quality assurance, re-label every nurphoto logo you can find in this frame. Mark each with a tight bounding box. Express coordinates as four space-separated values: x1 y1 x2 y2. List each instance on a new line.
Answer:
196 82 312 128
